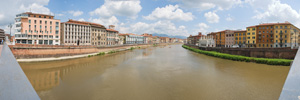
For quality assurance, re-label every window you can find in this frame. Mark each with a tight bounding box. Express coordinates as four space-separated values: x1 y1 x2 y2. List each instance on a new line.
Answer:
29 20 31 24
252 32 255 35
45 21 47 24
34 20 36 24
39 16 41 18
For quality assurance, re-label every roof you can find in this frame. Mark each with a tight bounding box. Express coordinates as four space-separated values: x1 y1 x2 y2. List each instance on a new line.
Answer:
22 12 54 17
258 22 291 26
234 30 247 32
63 19 105 28
106 29 119 32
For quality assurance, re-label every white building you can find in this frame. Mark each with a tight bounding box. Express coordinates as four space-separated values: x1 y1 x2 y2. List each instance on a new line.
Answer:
199 36 215 47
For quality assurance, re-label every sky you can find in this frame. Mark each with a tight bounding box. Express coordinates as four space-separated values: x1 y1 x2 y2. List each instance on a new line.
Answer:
0 0 300 37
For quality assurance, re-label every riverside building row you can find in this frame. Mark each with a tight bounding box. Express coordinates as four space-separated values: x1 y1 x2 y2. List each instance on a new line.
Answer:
14 12 184 46
188 21 300 49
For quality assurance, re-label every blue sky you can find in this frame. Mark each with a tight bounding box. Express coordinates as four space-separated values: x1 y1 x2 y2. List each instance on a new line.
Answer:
1 0 300 37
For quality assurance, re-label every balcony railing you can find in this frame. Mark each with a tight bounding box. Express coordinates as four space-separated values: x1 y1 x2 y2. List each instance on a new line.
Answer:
280 37 284 40
258 37 262 39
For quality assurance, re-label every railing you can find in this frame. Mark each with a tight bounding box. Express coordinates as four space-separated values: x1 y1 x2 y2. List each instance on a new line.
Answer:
279 47 300 100
0 43 40 100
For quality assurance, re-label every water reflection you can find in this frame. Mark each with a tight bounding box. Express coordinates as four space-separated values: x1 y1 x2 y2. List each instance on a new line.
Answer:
20 45 290 100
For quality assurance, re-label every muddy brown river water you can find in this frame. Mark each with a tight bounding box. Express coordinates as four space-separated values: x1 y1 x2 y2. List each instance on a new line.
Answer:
20 44 290 100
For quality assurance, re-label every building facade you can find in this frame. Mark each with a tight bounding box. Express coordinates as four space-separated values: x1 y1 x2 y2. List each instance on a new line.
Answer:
273 22 299 48
91 23 107 46
225 30 235 48
106 25 119 46
215 31 225 47
0 29 5 43
256 24 274 48
120 33 144 44
15 12 61 45
199 35 215 47
234 30 247 47
61 20 91 45
246 26 256 48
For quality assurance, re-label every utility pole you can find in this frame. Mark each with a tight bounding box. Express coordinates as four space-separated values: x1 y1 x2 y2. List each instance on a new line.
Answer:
8 23 12 36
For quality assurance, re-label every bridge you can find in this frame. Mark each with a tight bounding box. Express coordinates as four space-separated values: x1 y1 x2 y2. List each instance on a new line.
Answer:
0 42 300 99
0 43 40 100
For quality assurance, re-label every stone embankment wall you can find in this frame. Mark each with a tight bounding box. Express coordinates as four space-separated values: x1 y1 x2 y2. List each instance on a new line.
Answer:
186 45 298 59
9 44 155 59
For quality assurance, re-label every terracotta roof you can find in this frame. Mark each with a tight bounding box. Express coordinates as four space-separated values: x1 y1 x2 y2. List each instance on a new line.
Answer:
63 19 105 28
106 29 119 32
257 22 291 26
234 30 246 32
22 12 55 17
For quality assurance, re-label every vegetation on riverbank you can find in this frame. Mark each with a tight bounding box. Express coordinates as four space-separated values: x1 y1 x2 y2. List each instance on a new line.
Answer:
182 45 292 66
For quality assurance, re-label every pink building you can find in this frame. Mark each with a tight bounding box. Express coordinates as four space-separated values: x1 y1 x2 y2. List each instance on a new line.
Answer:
225 30 235 48
15 12 61 45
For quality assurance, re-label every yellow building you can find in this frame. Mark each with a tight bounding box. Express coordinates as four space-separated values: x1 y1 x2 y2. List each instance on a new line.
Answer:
272 22 300 48
246 26 256 47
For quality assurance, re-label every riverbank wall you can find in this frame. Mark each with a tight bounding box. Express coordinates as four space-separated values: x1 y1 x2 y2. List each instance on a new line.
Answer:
183 45 292 66
186 45 298 59
10 43 179 62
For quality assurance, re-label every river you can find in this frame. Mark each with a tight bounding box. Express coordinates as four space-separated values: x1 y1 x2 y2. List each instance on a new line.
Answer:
20 44 290 100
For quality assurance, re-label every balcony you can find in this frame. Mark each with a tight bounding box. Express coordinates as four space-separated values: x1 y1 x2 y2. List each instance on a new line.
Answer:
279 32 283 35
258 32 262 35
269 37 274 40
279 37 283 40
258 37 262 39
269 32 274 35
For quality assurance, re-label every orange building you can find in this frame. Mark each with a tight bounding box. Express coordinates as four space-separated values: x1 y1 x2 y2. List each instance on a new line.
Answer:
215 30 226 47
234 30 247 47
256 24 275 48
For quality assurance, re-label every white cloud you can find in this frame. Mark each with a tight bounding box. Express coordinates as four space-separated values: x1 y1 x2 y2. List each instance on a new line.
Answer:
0 0 51 34
204 11 220 23
78 18 85 21
170 0 242 11
68 10 83 17
57 14 64 16
226 14 233 21
0 0 51 26
197 23 210 34
89 0 142 19
89 16 119 27
143 5 194 21
119 21 190 36
248 0 300 27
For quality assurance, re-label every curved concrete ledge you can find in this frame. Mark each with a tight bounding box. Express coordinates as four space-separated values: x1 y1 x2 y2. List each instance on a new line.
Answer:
279 47 300 100
0 43 40 100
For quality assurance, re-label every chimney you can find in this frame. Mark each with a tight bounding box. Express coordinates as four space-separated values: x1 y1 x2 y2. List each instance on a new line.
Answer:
198 32 202 36
109 25 115 30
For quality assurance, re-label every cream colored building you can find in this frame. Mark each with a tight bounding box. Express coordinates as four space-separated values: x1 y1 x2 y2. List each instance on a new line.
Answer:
61 20 91 45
